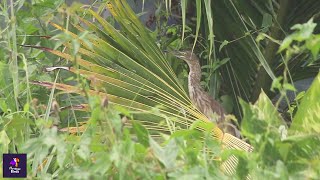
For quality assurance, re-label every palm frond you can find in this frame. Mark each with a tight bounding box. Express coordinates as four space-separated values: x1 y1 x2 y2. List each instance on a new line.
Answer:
29 0 255 174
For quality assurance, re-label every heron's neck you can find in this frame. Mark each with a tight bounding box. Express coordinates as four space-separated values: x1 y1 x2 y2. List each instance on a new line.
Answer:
187 60 202 89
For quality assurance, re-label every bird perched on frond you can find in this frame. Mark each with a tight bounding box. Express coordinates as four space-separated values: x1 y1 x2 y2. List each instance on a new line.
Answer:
170 50 240 137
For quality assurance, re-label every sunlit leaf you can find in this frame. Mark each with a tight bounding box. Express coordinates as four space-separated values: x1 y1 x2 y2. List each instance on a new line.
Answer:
291 73 320 134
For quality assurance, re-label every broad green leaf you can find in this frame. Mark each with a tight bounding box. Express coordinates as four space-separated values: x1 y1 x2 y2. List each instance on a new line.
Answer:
133 121 150 147
291 73 320 134
290 18 316 42
261 13 273 28
306 34 320 60
279 18 317 53
241 91 286 140
240 91 286 167
0 130 10 153
149 137 179 169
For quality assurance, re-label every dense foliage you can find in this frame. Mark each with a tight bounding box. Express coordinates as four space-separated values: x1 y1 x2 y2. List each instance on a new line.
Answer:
1 0 320 179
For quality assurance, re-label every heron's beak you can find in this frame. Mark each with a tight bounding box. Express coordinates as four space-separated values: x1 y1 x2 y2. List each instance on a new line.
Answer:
172 52 185 60
164 50 184 60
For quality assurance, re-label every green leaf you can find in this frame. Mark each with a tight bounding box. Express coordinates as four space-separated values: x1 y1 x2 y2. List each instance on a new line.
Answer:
290 18 316 41
0 98 8 113
271 76 283 92
192 0 202 51
279 18 317 53
291 73 320 134
219 40 229 52
170 129 202 139
56 139 67 168
279 37 294 52
203 0 214 57
90 152 111 175
190 120 214 132
306 34 320 60
261 13 273 28
240 91 286 143
76 135 91 161
149 137 179 169
0 130 10 153
132 121 150 147
181 0 187 43
71 39 80 56
283 83 296 92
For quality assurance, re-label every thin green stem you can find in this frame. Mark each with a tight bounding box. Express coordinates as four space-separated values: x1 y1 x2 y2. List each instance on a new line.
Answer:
9 0 19 110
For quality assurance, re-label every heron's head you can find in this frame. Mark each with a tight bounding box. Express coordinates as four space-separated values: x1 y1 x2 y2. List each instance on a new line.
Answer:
170 50 199 63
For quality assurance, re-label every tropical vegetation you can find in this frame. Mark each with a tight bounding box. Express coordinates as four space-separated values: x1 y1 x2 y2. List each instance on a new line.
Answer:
0 0 319 179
